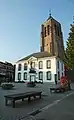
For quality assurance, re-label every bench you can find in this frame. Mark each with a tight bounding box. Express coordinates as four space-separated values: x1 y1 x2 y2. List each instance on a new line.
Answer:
4 91 42 108
50 86 65 93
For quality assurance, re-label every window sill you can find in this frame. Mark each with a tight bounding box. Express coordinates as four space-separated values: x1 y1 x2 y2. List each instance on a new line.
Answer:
47 79 51 80
47 67 51 69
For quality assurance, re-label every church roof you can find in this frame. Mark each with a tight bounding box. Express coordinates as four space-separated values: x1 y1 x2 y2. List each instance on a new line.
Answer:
46 14 61 25
17 51 54 62
47 14 53 21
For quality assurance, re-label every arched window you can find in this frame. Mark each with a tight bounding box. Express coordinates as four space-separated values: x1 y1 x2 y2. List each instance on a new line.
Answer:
39 71 43 80
18 64 21 71
44 27 46 37
24 72 27 80
24 63 27 70
18 73 21 80
47 25 50 35
47 71 51 80
39 61 43 69
46 60 51 69
30 62 35 68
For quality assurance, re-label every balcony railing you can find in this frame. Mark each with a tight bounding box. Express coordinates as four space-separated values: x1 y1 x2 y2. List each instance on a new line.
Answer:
29 68 36 73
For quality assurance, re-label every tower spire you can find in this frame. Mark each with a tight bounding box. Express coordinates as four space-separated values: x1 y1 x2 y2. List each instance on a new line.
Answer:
49 9 51 18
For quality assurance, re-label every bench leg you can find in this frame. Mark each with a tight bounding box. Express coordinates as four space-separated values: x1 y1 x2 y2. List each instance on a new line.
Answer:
61 88 65 92
22 98 24 101
12 100 15 108
55 90 57 93
59 89 62 92
5 98 8 106
50 89 52 93
33 95 36 99
28 96 30 102
39 93 41 99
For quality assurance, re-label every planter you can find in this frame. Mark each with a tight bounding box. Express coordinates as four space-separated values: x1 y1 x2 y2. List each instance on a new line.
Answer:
60 76 71 91
1 83 14 90
27 82 36 87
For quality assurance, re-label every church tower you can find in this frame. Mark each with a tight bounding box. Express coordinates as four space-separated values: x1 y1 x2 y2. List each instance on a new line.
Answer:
40 13 64 60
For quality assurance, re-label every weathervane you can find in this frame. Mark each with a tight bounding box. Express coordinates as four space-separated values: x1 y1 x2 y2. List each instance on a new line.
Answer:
49 9 51 17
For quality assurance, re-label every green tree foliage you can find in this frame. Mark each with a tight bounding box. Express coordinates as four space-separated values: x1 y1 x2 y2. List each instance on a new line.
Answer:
64 24 74 69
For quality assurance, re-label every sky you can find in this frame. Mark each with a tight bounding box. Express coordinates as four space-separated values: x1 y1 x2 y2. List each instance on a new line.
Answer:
0 0 74 63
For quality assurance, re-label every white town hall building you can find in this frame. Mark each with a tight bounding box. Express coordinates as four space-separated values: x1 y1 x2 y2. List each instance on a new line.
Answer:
15 51 64 83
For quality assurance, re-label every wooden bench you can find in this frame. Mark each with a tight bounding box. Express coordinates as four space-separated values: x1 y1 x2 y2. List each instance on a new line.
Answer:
4 91 42 108
50 86 65 93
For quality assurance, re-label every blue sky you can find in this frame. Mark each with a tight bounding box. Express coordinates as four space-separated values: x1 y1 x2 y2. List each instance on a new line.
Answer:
0 0 74 63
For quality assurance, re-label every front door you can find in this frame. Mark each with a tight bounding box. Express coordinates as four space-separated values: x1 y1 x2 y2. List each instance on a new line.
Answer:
30 75 35 82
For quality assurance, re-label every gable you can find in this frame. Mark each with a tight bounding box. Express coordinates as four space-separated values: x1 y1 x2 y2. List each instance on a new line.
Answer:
28 56 37 62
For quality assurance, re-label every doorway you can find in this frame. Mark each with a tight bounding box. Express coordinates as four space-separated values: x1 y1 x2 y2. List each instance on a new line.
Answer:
30 75 35 82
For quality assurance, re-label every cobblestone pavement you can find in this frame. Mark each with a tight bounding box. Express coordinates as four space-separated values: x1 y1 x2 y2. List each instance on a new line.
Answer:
0 83 74 120
35 92 74 120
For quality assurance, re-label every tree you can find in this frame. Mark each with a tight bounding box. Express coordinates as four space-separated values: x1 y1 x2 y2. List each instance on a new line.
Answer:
64 24 74 69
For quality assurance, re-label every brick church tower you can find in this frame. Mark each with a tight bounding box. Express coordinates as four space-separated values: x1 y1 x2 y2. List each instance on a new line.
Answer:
40 13 64 60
